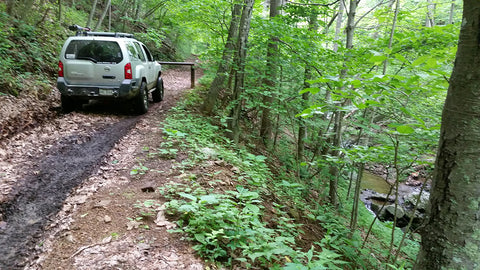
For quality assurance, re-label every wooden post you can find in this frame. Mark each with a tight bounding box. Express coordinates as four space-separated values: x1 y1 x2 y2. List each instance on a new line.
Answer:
191 65 195 88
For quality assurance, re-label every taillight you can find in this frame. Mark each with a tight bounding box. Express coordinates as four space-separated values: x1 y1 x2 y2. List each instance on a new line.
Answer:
58 61 64 77
124 63 132 79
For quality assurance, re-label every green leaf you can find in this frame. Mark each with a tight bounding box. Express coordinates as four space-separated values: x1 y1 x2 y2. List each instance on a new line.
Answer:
306 246 314 262
394 53 408 63
199 194 219 204
368 55 387 65
194 233 206 243
283 263 307 270
396 125 415 134
426 57 438 68
299 87 320 95
179 192 197 202
245 203 260 214
350 79 362 88
412 56 427 66
178 204 197 213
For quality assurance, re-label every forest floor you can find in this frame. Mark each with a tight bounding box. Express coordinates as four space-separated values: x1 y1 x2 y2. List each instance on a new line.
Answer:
0 66 209 269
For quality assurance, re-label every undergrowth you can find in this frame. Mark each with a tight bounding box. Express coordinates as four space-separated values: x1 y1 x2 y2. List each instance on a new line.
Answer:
133 89 419 269
0 10 62 96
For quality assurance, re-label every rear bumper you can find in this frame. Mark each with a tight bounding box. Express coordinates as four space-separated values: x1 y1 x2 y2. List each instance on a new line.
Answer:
57 78 140 99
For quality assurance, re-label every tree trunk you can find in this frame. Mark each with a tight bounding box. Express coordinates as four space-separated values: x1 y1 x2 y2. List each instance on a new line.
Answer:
349 163 364 232
449 0 455 24
19 0 34 21
414 1 480 269
227 0 255 143
259 0 280 145
6 0 15 16
333 0 344 52
297 73 310 165
94 0 111 31
425 0 435 27
382 0 400 75
345 0 358 52
201 2 242 115
58 0 62 21
135 0 141 20
327 0 358 206
86 0 98 28
297 10 319 163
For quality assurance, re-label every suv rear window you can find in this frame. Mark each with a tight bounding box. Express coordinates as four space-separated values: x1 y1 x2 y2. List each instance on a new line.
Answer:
65 40 123 64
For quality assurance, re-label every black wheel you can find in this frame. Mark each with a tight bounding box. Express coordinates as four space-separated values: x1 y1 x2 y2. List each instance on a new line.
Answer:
61 95 76 113
152 77 164 102
136 81 148 114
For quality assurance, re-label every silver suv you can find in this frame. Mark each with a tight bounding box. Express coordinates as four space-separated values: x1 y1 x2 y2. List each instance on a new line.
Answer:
57 26 163 114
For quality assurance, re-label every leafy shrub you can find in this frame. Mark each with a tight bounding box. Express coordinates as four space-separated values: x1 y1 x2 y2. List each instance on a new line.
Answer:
162 184 296 267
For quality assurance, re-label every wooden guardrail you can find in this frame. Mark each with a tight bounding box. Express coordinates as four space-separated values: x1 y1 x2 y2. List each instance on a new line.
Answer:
158 61 196 88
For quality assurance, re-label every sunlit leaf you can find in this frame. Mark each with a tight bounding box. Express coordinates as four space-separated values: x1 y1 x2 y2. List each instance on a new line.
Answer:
396 125 415 134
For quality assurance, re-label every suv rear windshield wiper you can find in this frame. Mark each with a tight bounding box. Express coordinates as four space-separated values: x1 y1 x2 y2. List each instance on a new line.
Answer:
76 56 98 63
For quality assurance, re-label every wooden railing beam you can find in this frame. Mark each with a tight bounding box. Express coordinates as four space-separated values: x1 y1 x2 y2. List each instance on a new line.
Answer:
157 61 196 89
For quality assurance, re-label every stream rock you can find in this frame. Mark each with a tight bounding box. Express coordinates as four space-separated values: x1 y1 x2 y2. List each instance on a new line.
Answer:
359 166 433 230
404 191 430 212
362 188 429 230
362 190 429 229
385 205 405 219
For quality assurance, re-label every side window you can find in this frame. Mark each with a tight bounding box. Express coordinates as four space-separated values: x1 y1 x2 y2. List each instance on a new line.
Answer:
142 44 154 62
126 43 138 60
134 42 146 62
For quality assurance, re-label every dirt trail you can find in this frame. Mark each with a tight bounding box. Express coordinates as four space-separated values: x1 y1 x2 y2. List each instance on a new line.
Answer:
0 66 204 269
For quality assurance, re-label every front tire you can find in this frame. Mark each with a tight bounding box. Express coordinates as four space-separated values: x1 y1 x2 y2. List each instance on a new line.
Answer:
136 81 148 114
152 77 164 102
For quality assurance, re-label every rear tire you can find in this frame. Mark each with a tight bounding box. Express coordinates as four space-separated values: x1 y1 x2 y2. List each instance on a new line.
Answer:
152 77 164 102
136 81 149 114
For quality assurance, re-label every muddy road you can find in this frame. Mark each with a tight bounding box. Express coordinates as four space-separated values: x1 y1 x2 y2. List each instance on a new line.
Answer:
0 67 201 269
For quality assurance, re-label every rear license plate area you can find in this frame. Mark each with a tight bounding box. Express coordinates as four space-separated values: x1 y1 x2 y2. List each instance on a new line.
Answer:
99 89 113 96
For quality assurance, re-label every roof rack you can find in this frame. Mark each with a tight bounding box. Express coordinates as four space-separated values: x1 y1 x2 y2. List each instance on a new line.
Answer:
68 25 134 38
78 32 135 38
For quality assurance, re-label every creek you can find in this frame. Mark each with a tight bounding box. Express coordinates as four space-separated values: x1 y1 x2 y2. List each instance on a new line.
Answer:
360 171 392 194
359 169 430 229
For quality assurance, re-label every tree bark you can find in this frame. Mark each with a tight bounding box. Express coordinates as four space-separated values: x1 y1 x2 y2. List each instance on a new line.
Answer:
333 0 344 52
328 0 358 206
227 0 255 143
425 0 436 27
94 0 111 31
260 0 281 145
297 72 310 165
6 0 15 16
415 1 480 269
135 0 141 20
449 0 455 24
86 0 98 28
201 2 242 115
297 10 319 163
382 0 400 75
58 0 62 21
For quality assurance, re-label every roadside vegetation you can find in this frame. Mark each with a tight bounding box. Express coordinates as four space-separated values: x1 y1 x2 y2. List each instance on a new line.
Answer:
143 89 421 269
0 0 469 269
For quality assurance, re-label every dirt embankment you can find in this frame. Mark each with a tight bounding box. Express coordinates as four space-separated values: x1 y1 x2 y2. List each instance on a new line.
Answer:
0 66 205 269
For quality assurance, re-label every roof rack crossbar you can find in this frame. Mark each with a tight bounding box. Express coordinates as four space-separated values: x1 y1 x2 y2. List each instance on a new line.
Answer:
76 32 134 38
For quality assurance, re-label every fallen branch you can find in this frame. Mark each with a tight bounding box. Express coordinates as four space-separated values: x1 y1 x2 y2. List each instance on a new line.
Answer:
69 235 113 259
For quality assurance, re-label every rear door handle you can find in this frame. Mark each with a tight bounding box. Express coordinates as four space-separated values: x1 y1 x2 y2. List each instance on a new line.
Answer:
103 75 116 79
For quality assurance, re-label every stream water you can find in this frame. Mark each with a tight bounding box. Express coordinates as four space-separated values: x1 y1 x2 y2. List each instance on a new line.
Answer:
359 169 429 229
360 171 392 194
